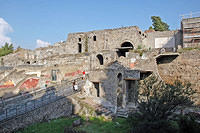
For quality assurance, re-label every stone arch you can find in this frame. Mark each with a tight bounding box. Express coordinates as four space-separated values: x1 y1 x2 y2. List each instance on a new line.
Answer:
121 42 134 48
26 61 30 64
96 54 103 65
117 42 134 57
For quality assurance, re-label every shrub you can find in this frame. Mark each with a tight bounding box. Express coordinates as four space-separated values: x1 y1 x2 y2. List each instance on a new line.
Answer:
137 75 196 121
130 119 179 133
178 115 200 133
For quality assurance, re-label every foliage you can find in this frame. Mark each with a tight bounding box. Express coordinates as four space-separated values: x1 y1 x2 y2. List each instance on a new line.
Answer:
133 49 144 56
0 42 14 57
128 75 197 133
131 119 179 133
150 16 169 31
17 116 130 133
17 117 79 133
137 44 142 50
79 117 130 133
178 115 200 133
137 75 196 121
177 47 200 53
148 26 154 30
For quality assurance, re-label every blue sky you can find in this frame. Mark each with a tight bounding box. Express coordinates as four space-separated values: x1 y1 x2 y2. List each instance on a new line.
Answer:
0 0 200 49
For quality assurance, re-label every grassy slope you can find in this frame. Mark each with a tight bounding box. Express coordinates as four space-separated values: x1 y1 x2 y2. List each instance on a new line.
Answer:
17 117 130 133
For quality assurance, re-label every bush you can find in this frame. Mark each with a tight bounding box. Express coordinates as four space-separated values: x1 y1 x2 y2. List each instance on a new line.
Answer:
178 115 200 133
137 75 196 121
130 119 179 133
128 75 197 133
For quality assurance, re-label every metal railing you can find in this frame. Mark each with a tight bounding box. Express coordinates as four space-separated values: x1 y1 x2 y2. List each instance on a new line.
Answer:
0 76 85 122
181 11 200 19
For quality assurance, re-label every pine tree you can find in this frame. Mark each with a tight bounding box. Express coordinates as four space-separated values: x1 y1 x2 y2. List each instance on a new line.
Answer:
150 16 169 31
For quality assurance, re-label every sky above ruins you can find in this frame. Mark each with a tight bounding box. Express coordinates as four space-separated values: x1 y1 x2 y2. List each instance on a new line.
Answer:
0 0 200 49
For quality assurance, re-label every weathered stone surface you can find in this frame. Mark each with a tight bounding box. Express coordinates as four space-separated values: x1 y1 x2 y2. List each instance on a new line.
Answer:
0 97 72 133
157 50 200 104
73 119 81 127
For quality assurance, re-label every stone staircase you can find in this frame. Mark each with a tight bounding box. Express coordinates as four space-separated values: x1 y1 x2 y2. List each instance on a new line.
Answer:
116 107 129 118
95 105 114 117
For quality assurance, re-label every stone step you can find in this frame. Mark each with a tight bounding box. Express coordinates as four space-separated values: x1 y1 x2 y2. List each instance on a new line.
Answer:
117 112 128 116
117 113 128 118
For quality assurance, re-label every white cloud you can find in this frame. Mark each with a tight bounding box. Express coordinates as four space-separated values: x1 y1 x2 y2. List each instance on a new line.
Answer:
0 18 13 46
36 39 51 48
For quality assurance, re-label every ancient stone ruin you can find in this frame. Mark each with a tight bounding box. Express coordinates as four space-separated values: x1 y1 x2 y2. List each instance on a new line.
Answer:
0 16 199 132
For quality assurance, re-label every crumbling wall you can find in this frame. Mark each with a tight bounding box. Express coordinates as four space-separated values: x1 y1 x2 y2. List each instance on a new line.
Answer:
88 62 140 107
157 50 200 104
66 26 145 54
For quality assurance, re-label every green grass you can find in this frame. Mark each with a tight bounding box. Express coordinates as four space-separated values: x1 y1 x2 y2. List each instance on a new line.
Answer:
177 47 200 53
78 117 130 133
17 117 130 133
17 117 79 133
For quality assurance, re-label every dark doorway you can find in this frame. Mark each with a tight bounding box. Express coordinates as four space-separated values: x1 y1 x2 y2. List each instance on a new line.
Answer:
78 43 82 53
51 70 57 81
117 73 122 82
117 91 123 107
117 73 123 88
126 80 137 104
96 54 103 65
93 82 100 97
117 42 134 57
93 36 96 41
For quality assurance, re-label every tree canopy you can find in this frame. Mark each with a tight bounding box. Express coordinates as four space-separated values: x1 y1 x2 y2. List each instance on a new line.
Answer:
137 75 196 121
0 42 14 57
149 16 170 31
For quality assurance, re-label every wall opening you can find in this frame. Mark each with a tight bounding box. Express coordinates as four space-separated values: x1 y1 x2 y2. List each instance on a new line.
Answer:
140 71 152 80
93 36 96 41
96 54 103 65
78 43 82 53
117 89 123 107
117 73 123 88
126 80 137 104
117 42 134 57
93 82 100 97
26 61 30 64
117 73 123 107
156 54 179 64
79 38 81 42
51 70 57 81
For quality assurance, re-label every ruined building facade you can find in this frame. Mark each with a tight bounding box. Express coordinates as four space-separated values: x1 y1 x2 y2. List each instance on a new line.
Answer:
0 17 200 132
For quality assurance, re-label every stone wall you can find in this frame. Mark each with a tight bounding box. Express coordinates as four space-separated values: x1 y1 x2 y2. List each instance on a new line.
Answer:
66 26 146 54
88 62 140 107
145 30 182 49
0 97 72 133
1 26 182 67
157 50 200 104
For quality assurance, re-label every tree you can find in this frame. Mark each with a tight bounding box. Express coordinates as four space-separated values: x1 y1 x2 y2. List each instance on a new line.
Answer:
128 75 197 133
137 75 196 121
0 42 14 57
150 16 169 31
149 26 154 30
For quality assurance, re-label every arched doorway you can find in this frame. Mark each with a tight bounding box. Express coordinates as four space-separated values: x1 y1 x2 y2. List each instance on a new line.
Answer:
96 54 103 65
117 42 134 57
